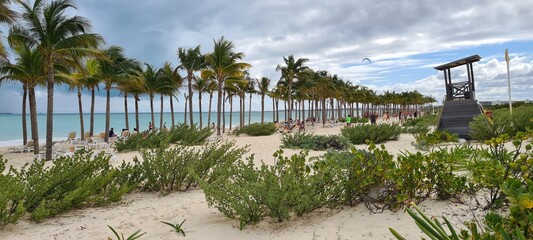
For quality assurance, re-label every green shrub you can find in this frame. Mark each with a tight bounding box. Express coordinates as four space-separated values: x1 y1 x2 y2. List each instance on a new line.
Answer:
136 141 247 194
414 130 459 150
17 150 140 222
233 122 276 136
115 124 212 152
466 131 533 208
470 106 533 141
0 157 26 225
402 114 438 134
281 132 351 150
341 123 402 144
199 150 341 229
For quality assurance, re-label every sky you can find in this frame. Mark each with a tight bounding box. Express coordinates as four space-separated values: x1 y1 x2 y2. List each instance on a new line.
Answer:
1 0 533 113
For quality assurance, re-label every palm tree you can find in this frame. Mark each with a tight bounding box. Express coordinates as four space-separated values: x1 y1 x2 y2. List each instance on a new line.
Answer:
0 0 17 59
178 46 205 126
96 46 137 143
256 77 270 124
276 55 309 122
82 59 100 137
193 76 209 128
139 63 161 130
0 41 45 153
158 62 182 128
12 0 103 160
247 78 256 125
205 77 217 128
202 36 250 136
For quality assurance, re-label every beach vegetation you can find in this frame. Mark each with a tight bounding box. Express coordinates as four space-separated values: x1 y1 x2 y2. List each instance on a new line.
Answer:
114 124 212 152
107 225 146 240
15 150 140 222
135 141 246 194
341 123 402 144
160 220 186 237
199 150 341 229
0 157 26 225
413 130 459 150
233 122 277 136
281 132 351 150
402 114 438 134
470 105 533 141
465 131 533 208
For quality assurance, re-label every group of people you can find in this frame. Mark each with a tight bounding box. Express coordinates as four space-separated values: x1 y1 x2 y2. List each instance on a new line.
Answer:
275 119 305 133
108 127 139 139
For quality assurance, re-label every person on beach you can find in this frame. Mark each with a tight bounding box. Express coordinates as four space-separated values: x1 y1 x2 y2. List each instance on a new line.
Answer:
346 115 351 126
109 128 117 138
148 122 153 131
211 122 215 129
370 113 377 125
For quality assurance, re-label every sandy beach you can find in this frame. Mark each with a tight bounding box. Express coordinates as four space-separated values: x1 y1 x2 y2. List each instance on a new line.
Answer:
0 124 485 240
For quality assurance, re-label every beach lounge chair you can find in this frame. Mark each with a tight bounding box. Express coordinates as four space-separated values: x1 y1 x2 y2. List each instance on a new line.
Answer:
66 131 77 143
8 140 35 153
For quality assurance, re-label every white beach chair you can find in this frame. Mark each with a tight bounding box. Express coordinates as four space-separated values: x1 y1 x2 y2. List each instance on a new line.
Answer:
8 140 35 153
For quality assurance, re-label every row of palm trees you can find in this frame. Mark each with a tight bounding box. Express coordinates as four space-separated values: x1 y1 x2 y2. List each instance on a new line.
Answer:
0 0 436 161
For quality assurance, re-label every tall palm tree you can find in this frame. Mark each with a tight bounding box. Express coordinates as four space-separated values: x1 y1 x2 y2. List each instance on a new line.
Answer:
81 59 100 137
139 63 161 130
205 77 217 128
256 77 270 124
193 76 209 128
158 62 182 128
178 46 205 126
0 41 45 153
276 55 308 122
0 0 17 59
12 0 103 160
202 36 250 136
96 46 137 142
247 78 256 125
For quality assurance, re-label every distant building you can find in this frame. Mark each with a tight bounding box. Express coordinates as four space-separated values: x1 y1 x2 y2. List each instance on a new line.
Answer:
478 100 530 106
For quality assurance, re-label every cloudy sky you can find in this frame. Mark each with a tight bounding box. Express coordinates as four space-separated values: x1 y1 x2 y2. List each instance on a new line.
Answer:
1 0 532 113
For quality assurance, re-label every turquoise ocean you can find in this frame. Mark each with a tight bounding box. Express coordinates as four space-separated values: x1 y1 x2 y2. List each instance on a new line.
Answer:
0 111 286 146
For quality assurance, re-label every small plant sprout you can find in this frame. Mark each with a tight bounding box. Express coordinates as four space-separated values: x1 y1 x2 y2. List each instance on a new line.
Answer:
107 225 146 240
161 219 186 237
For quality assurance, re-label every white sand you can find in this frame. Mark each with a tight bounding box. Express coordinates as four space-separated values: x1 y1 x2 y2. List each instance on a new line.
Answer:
0 124 484 240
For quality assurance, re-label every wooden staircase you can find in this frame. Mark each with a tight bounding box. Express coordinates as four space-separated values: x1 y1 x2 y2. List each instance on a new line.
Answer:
437 99 483 139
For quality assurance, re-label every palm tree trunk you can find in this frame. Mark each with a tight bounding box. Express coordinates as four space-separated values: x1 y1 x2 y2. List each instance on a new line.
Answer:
229 96 233 131
248 92 252 125
188 75 194 125
150 94 155 129
135 94 140 132
45 62 55 161
105 87 111 143
271 96 275 122
22 83 28 145
288 80 292 122
275 100 279 122
208 92 213 128
198 93 203 128
261 94 265 124
321 98 327 126
170 95 175 127
78 86 85 141
222 90 226 133
183 94 187 125
216 80 223 136
29 86 39 153
90 87 95 137
160 94 164 129
124 93 129 130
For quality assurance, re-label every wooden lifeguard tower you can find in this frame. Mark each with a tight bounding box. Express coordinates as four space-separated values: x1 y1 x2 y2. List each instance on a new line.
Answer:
434 55 483 139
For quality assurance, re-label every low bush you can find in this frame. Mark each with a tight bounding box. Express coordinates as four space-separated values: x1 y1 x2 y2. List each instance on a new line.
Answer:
115 124 212 152
0 157 26 225
470 105 533 141
414 130 459 150
402 114 438 134
466 131 533 208
16 150 140 222
341 123 402 144
233 122 276 136
199 150 342 229
281 132 351 150
136 141 247 194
